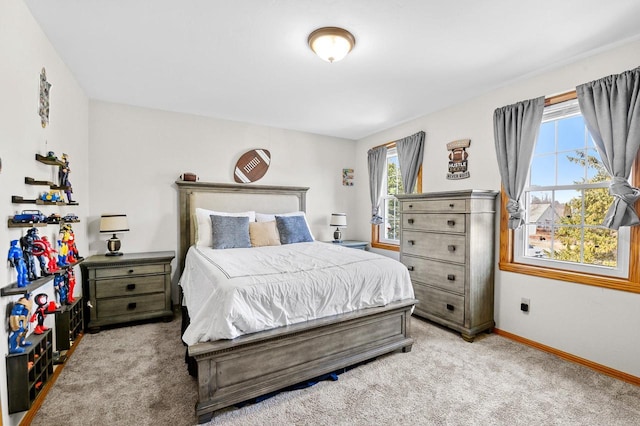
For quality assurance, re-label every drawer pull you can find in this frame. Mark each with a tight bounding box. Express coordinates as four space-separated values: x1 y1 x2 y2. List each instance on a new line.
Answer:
447 220 455 226
128 269 135 274
127 302 137 310
408 204 413 209
407 266 414 271
408 218 414 224
408 240 415 246
448 245 456 252
126 283 136 291
449 203 455 208
446 304 455 311
447 274 456 281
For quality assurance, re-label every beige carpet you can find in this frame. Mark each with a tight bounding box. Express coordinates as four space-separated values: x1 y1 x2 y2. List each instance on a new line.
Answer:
32 315 640 426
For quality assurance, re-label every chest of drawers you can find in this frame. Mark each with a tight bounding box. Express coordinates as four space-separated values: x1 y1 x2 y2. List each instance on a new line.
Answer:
80 251 175 332
397 190 498 341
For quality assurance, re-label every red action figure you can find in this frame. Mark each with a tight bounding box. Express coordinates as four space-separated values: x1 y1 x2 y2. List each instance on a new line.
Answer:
30 293 56 335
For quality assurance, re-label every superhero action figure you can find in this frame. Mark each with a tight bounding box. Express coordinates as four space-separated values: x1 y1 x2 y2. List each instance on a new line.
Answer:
20 229 39 281
41 236 59 274
9 295 33 353
30 293 56 335
66 268 76 303
8 240 29 287
58 153 73 203
54 273 68 305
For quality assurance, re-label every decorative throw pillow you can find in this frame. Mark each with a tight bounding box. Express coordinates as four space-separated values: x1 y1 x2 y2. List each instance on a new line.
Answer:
210 215 251 249
256 211 315 240
249 221 281 247
275 215 314 244
195 208 255 247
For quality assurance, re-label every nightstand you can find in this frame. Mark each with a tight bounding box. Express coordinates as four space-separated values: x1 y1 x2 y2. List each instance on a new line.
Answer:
326 240 369 250
80 251 175 332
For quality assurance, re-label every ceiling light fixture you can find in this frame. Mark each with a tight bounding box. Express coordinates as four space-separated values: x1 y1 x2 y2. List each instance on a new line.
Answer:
308 27 356 63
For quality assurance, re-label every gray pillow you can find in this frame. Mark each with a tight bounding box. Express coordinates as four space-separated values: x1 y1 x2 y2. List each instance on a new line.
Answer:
275 215 314 244
210 215 251 249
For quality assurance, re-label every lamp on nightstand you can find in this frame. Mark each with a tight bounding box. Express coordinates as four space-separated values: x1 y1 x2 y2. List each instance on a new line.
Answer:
330 213 347 243
99 214 129 256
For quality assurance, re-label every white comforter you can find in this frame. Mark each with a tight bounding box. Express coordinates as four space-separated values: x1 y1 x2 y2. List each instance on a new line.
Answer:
179 241 414 345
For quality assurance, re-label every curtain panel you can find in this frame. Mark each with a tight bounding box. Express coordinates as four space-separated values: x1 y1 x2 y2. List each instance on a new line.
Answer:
396 131 425 194
493 97 545 229
576 66 640 229
368 146 388 225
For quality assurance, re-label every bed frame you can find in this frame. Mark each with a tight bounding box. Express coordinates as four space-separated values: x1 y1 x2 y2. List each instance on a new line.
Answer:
176 181 416 423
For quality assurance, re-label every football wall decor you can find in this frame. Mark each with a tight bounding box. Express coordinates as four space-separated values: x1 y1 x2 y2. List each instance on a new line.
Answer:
234 149 271 183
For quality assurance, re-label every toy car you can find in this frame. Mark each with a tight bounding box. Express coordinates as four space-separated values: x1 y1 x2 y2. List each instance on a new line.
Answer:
46 213 61 224
62 213 79 222
12 210 46 223
40 190 61 202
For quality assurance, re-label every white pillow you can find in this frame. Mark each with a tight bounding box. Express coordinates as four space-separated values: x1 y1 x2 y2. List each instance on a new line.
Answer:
195 208 255 247
255 211 315 240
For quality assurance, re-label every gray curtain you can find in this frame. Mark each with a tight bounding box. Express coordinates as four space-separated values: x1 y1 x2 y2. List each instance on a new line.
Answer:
368 146 387 225
576 67 640 229
396 131 425 193
493 97 545 229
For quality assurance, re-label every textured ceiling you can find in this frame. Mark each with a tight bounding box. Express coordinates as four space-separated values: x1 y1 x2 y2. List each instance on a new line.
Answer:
24 0 640 140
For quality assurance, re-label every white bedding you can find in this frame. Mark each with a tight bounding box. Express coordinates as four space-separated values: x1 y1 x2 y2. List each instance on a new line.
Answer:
179 241 414 345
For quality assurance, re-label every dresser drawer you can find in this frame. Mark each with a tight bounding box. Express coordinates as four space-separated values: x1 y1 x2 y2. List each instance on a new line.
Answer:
402 199 466 213
401 255 465 294
95 293 166 319
94 263 166 279
403 213 465 233
94 274 166 299
402 231 466 263
413 284 464 325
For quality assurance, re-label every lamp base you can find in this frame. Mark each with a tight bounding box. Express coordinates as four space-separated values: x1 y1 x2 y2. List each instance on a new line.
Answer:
106 235 123 256
333 228 343 243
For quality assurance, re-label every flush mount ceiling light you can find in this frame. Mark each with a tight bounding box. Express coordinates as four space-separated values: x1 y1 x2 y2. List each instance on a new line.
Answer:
308 27 356 63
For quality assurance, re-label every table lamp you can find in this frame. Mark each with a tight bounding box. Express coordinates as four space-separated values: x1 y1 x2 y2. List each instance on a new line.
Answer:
99 214 129 256
330 213 347 243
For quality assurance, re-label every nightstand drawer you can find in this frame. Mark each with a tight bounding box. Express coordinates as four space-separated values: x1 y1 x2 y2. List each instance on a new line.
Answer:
96 293 166 319
400 255 465 294
94 263 166 279
403 213 465 233
95 275 166 298
414 284 464 325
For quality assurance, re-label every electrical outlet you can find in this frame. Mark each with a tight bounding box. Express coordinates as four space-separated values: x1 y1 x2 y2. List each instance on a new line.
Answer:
520 298 530 313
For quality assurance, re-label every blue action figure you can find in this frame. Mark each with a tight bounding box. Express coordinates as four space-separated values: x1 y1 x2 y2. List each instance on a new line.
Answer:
20 231 39 281
54 273 68 305
8 295 33 354
8 240 29 287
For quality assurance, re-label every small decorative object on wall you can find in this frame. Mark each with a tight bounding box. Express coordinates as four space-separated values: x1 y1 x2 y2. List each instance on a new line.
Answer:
342 168 354 186
446 139 471 180
234 149 271 183
180 172 198 182
39 67 51 128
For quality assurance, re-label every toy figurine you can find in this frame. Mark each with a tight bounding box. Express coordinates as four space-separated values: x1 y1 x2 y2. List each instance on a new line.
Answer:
41 236 59 274
27 227 51 275
30 293 53 334
54 273 68 305
58 153 73 203
9 295 33 353
57 239 69 266
66 268 76 303
64 223 81 260
20 229 39 281
59 224 78 263
8 240 29 287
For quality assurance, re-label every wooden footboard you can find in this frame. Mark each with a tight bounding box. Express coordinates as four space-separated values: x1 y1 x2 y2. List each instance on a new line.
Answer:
188 299 417 423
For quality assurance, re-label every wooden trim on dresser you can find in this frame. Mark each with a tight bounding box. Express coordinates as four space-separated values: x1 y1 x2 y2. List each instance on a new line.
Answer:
494 328 640 386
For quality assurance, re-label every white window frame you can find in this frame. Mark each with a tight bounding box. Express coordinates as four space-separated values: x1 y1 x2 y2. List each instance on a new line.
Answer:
514 98 630 278
379 147 401 245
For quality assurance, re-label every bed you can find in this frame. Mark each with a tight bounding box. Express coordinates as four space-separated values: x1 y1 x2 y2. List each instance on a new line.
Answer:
176 181 417 423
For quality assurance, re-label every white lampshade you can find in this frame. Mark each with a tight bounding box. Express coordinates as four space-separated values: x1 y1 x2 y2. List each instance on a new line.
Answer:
308 27 356 63
330 213 347 228
99 214 129 233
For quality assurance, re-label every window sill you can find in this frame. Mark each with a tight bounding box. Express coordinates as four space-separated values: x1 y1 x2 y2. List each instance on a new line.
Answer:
371 241 400 252
499 261 640 294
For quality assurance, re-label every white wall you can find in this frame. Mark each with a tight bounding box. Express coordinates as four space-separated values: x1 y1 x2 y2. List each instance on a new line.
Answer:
0 0 89 424
354 39 640 378
87 101 357 298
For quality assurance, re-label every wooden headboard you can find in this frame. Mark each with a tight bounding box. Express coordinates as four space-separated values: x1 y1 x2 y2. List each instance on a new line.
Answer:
175 181 309 272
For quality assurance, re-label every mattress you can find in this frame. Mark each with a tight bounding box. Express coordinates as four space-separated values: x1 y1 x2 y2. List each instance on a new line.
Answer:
179 241 414 345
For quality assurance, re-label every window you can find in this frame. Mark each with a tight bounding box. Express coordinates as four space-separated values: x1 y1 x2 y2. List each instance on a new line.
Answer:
371 145 422 250
499 92 640 292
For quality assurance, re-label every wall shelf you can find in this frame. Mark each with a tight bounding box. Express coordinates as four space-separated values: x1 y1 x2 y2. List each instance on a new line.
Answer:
35 153 65 167
24 177 54 186
1 259 84 297
7 219 47 229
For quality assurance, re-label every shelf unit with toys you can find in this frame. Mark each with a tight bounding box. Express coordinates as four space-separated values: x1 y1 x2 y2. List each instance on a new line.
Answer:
6 329 54 414
54 296 84 364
